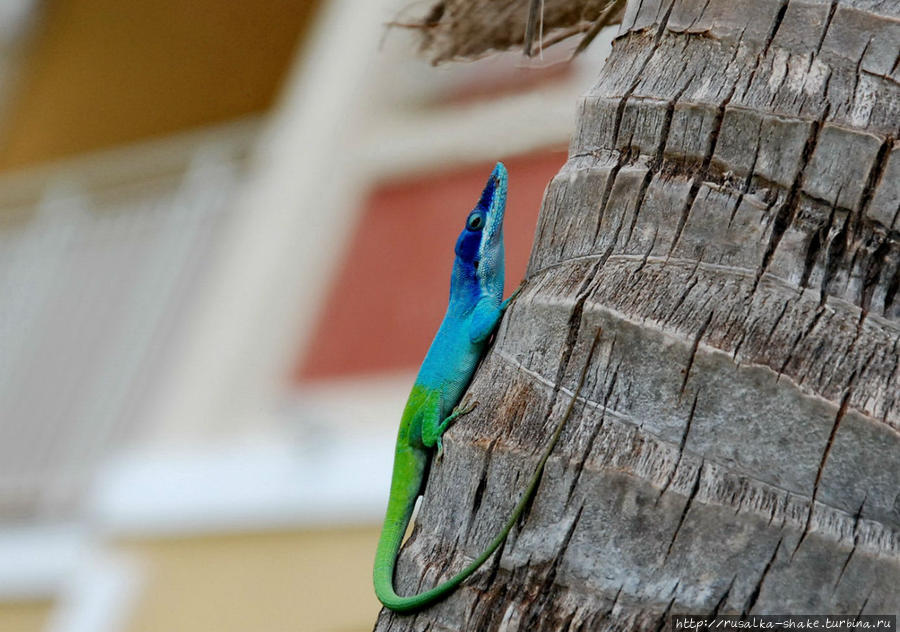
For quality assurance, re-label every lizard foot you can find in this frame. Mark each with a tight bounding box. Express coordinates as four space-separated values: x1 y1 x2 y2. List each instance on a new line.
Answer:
454 399 478 417
500 283 524 311
433 400 479 462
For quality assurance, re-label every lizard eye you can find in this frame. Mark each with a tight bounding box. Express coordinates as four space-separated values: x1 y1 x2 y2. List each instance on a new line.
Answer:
467 213 484 231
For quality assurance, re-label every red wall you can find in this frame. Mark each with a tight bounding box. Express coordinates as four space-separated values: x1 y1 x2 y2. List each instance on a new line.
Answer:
296 150 566 381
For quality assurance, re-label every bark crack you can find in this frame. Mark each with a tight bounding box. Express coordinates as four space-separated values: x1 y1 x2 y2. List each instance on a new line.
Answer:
856 136 893 230
742 536 783 615
813 1 838 60
849 38 873 119
591 157 620 245
653 588 679 632
710 575 736 619
820 194 848 306
659 391 699 499
754 105 831 294
521 504 585 631
763 2 788 58
777 305 825 378
833 494 866 590
565 356 619 504
728 131 763 229
680 311 714 394
663 461 703 562
761 299 791 351
668 87 735 255
792 382 854 558
466 437 499 538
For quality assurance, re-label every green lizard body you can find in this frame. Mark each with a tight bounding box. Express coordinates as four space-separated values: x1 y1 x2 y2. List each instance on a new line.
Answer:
373 163 593 613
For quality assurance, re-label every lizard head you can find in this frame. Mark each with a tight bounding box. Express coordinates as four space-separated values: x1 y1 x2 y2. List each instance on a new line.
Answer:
454 162 507 296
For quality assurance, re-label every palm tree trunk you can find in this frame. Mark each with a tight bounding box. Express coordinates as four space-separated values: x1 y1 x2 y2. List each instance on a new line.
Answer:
375 1 899 629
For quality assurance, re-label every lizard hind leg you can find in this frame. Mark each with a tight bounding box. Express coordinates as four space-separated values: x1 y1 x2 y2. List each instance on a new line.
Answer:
422 399 479 460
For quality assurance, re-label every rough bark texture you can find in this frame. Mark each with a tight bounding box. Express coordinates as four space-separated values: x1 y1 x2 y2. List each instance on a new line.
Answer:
376 1 900 630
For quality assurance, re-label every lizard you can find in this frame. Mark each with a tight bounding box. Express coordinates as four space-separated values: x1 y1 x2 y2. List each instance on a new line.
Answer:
373 161 598 613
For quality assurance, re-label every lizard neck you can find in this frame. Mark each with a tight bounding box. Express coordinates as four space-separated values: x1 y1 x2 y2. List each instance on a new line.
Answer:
447 257 483 315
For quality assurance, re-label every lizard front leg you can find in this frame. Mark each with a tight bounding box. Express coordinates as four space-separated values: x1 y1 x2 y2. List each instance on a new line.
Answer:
422 399 478 460
469 286 521 345
468 302 503 345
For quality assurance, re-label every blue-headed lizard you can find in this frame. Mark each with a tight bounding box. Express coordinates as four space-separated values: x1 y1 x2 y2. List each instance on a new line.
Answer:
374 162 592 613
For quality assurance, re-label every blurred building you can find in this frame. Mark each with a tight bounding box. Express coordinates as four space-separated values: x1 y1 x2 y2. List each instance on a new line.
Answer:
0 1 612 630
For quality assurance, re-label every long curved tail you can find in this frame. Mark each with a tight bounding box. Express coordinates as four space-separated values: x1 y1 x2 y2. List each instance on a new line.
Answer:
374 456 544 613
374 330 599 614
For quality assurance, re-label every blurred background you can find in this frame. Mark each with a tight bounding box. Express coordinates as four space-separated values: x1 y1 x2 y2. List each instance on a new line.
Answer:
0 1 613 630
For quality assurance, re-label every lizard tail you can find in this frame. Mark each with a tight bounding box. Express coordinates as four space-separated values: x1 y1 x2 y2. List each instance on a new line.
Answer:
374 458 540 614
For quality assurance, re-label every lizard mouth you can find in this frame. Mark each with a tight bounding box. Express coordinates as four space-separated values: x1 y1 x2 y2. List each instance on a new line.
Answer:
480 164 507 239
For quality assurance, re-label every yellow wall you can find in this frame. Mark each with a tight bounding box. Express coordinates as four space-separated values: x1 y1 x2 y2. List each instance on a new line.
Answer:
0 0 320 170
0 600 52 632
119 526 382 632
0 526 381 632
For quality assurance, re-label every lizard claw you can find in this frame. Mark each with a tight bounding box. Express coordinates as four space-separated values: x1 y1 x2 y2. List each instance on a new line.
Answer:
458 399 478 415
500 284 524 311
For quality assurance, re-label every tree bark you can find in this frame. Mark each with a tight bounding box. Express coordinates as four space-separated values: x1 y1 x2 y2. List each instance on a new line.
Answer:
375 1 899 629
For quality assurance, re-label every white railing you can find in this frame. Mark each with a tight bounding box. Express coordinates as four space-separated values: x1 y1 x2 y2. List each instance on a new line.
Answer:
0 121 259 520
